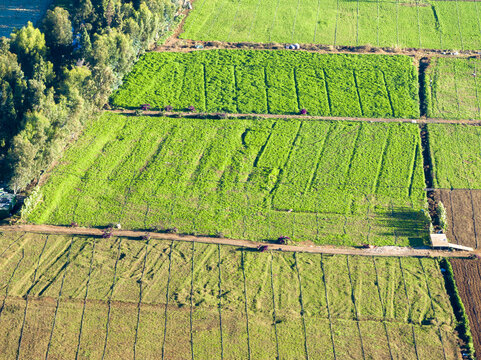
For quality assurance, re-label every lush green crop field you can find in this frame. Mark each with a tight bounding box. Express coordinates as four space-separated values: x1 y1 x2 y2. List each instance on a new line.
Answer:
0 232 463 359
428 123 481 189
111 50 420 118
180 0 481 50
27 114 428 246
425 57 481 120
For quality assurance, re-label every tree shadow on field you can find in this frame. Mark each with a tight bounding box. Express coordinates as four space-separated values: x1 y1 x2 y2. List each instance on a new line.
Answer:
376 207 429 247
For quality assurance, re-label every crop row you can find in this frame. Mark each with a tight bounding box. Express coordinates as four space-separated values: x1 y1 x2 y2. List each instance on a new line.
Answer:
111 50 420 118
181 0 481 50
27 114 428 246
0 233 462 359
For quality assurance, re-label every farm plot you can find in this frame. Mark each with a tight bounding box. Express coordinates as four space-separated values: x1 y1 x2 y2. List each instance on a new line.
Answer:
425 57 481 120
179 0 481 50
0 232 464 359
450 258 481 358
427 123 481 189
27 114 428 247
435 189 481 250
111 50 420 119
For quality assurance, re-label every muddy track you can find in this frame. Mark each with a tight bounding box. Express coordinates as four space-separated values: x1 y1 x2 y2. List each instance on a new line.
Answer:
107 109 481 126
1 224 476 258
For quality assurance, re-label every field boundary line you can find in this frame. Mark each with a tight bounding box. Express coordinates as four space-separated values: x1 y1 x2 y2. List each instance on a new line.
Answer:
473 63 481 117
313 0 322 42
294 253 310 360
268 0 281 42
217 244 224 359
161 241 174 360
334 0 339 45
133 240 150 360
269 253 280 359
372 257 394 360
45 237 74 360
353 71 364 116
16 236 48 360
453 61 462 118
106 109 481 125
247 0 262 42
455 0 464 50
418 259 448 360
0 233 26 259
0 249 24 318
241 250 252 360
291 0 302 43
320 254 337 360
398 258 420 360
75 239 96 360
190 242 195 360
346 256 366 360
101 239 122 360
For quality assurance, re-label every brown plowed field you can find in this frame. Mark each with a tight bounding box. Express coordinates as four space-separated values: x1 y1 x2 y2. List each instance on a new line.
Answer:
436 189 481 249
450 259 481 357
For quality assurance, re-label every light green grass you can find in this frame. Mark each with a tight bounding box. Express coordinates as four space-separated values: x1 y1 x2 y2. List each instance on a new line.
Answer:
180 0 481 50
28 114 428 246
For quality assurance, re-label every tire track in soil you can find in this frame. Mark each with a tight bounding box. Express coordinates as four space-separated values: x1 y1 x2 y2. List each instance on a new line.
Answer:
101 239 122 360
161 241 174 360
16 236 49 360
45 237 74 360
75 239 96 360
0 249 24 318
133 240 149 360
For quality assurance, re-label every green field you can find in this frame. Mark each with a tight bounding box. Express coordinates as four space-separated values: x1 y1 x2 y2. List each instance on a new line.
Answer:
0 232 463 359
112 50 420 118
428 123 481 189
180 0 481 50
425 57 481 120
27 114 428 246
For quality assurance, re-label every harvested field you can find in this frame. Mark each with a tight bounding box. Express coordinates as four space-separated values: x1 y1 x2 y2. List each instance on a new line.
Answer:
0 232 464 359
449 259 481 357
435 189 481 249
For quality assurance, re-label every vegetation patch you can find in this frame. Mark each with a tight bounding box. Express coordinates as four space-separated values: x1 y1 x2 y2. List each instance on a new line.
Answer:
111 50 420 119
28 114 428 246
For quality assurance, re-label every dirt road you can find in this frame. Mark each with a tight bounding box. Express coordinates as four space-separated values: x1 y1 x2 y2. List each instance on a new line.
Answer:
1 224 475 258
108 109 481 126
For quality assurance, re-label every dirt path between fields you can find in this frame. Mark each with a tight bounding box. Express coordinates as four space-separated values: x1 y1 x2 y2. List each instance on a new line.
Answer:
107 109 481 126
1 224 476 258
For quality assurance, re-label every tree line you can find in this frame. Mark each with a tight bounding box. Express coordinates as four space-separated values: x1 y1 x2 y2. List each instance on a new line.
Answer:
0 0 181 192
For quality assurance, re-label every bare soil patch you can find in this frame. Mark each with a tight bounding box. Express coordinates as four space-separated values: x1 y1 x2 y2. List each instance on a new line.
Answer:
436 189 481 249
450 259 481 357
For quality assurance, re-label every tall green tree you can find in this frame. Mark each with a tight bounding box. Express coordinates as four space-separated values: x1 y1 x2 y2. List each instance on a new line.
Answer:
10 22 47 78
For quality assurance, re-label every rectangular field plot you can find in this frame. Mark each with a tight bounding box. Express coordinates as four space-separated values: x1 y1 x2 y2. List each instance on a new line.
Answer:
111 50 420 119
425 57 481 120
28 114 429 247
0 232 463 359
427 123 481 189
179 0 481 50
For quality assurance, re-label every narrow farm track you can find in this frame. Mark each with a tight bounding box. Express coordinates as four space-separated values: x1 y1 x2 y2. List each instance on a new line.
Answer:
0 225 475 259
107 110 481 126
